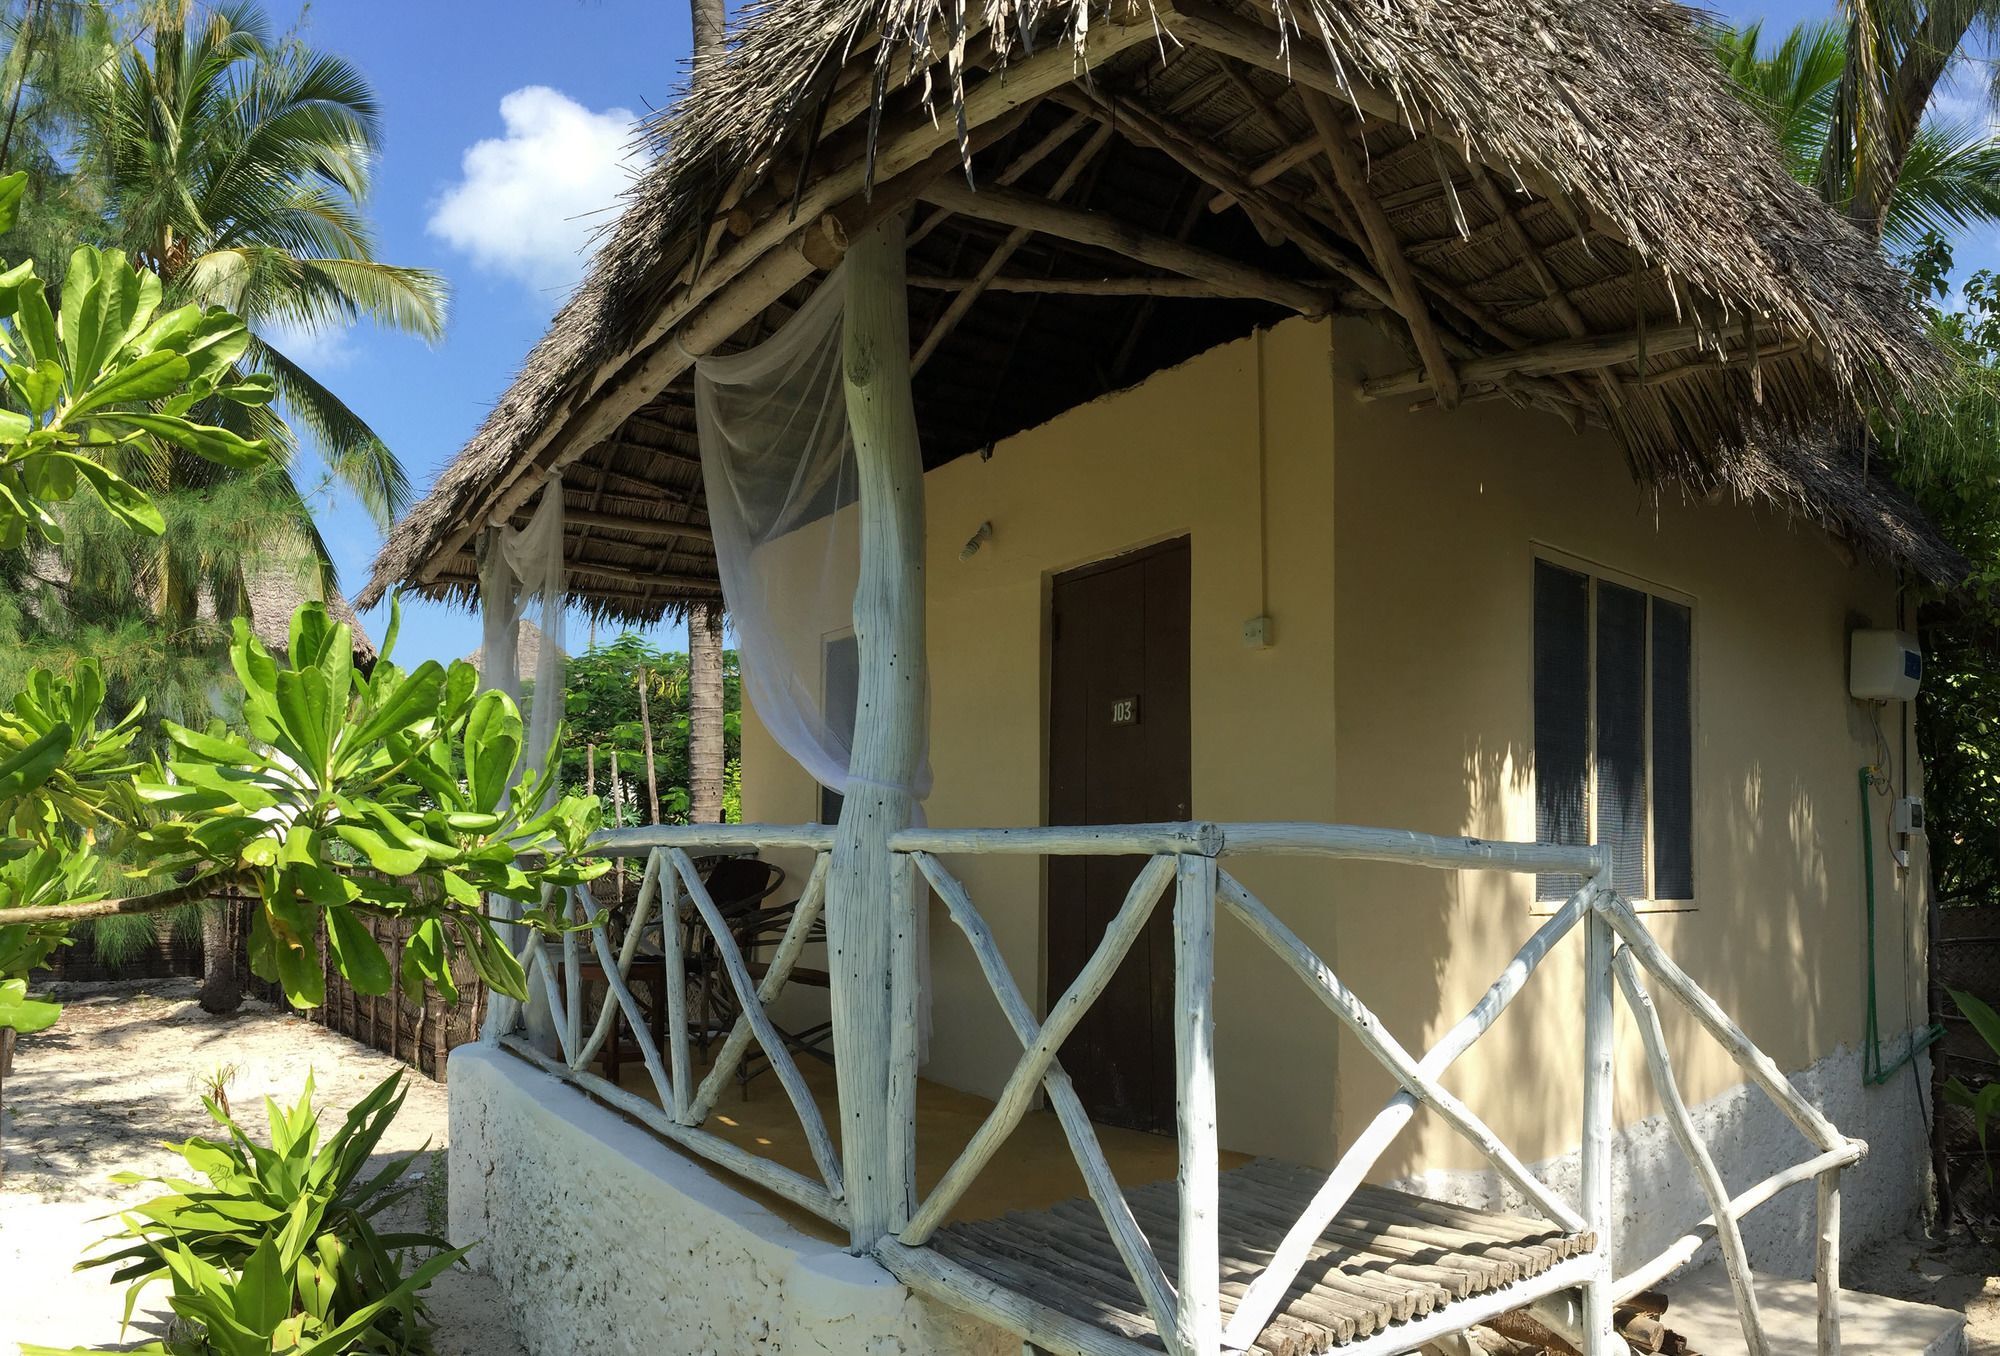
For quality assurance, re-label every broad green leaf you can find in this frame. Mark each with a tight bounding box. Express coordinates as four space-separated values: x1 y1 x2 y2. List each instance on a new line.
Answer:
107 412 265 469
463 690 521 815
71 350 191 415
0 722 70 800
0 977 61 1034
59 454 164 534
332 824 424 876
326 908 391 995
0 171 27 234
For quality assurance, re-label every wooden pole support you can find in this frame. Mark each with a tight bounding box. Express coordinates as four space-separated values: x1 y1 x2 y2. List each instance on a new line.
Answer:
1174 853 1222 1356
829 216 930 1251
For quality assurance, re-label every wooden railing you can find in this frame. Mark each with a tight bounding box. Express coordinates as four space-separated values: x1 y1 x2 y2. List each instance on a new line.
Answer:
491 824 849 1228
489 820 1862 1356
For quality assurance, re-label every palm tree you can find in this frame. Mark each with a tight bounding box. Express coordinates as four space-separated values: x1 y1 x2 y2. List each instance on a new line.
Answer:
1716 17 2000 249
76 0 444 566
37 0 447 1011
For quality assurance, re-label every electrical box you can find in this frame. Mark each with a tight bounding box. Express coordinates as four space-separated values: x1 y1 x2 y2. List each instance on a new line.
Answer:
1894 796 1925 837
1850 629 1922 702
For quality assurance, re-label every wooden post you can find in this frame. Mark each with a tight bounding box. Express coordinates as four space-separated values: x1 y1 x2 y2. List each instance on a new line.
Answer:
829 215 928 1251
1579 860 1619 1356
1817 1169 1842 1355
1174 853 1221 1356
476 524 527 1045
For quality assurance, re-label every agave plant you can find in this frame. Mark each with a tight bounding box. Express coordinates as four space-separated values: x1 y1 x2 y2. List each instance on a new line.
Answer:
26 1069 465 1356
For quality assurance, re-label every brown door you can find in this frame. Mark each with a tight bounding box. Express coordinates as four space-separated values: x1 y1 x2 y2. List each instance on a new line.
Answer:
1047 537 1192 1133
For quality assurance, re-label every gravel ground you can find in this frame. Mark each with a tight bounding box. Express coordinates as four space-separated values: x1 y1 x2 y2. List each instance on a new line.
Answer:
0 978 524 1356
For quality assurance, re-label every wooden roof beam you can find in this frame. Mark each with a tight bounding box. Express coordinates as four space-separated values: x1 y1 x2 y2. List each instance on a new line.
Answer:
1300 88 1461 407
563 507 716 544
1053 85 1393 309
909 109 1094 247
909 273 1251 298
913 121 1115 371
1205 136 1319 214
917 178 1336 316
1362 320 1729 399
569 559 723 592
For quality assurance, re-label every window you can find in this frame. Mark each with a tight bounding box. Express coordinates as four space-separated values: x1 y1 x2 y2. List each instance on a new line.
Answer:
1534 558 1694 902
819 633 858 825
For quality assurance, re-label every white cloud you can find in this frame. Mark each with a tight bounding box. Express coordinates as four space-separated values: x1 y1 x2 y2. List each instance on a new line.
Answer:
428 86 641 297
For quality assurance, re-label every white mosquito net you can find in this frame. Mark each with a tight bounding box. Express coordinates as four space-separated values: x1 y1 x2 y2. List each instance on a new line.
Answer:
475 481 568 1045
693 262 934 1055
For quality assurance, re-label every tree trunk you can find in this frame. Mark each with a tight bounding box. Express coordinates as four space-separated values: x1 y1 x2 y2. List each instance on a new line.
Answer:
689 602 726 824
691 0 725 73
637 669 662 824
196 897 242 1015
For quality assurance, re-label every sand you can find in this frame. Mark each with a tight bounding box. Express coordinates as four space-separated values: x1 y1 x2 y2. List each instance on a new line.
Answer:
0 978 525 1356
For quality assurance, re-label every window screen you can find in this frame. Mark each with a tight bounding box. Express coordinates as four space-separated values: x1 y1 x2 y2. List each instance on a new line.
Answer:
1533 560 1694 903
1534 561 1590 900
819 634 858 825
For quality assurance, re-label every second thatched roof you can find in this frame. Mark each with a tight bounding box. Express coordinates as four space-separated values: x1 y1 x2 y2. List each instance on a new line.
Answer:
365 0 1955 616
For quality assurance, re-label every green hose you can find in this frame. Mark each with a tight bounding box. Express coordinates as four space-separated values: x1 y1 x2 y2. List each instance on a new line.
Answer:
1860 764 1945 1086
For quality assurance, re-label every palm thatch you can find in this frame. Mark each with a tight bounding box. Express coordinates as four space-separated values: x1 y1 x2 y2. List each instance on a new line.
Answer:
364 0 1956 619
243 566 378 666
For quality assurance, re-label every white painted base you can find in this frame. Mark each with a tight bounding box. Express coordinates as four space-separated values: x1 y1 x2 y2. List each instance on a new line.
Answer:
1391 1034 1933 1278
447 1044 1014 1356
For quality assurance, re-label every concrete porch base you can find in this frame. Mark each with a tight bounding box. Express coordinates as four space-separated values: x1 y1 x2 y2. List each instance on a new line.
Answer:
446 1043 1014 1356
1663 1264 1967 1355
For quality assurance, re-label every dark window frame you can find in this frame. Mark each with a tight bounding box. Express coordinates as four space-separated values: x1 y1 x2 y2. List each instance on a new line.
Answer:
1532 553 1697 907
819 631 859 826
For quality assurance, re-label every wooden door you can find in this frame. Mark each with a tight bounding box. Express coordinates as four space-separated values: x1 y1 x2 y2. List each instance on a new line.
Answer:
1047 537 1192 1133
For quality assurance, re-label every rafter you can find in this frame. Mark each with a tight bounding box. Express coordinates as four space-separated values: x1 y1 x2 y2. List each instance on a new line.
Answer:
917 178 1336 316
909 273 1242 298
568 559 724 592
1362 320 1734 400
913 122 1115 371
561 507 717 544
1055 85 1393 310
909 109 1094 248
1300 89 1461 406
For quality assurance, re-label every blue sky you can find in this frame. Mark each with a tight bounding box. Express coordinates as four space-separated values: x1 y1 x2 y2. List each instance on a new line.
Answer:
277 0 1995 667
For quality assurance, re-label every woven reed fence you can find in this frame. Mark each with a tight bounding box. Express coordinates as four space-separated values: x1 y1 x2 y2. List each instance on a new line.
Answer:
1934 903 2000 1221
244 903 485 1081
46 912 204 982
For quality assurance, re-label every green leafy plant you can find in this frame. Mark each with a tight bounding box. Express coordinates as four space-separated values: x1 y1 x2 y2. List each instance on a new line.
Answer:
25 1070 464 1355
129 600 608 1009
1945 986 2000 1181
0 170 278 548
0 661 147 1017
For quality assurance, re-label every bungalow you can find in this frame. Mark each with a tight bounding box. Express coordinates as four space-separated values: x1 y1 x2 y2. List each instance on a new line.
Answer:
363 0 1959 1352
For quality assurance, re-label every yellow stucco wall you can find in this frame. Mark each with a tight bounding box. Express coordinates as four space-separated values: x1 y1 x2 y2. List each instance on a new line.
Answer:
739 314 1929 1176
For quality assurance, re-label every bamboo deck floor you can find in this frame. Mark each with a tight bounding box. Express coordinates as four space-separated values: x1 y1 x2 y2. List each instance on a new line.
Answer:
930 1158 1596 1355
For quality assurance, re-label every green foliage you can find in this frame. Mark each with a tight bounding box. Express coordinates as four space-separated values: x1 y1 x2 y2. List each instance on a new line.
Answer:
0 172 272 547
558 632 740 825
131 599 608 1009
27 1070 467 1356
1712 19 2000 248
0 659 145 1010
1945 987 2000 1181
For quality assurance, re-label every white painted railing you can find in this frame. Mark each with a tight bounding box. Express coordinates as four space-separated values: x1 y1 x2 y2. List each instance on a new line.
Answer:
876 822 1860 1356
493 824 849 1227
494 819 1861 1356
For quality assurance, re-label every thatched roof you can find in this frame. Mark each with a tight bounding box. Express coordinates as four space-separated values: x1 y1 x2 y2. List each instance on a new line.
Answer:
364 0 1958 618
244 567 377 666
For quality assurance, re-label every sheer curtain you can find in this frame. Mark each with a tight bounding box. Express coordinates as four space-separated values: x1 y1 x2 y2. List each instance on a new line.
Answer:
693 264 934 1054
476 479 567 1044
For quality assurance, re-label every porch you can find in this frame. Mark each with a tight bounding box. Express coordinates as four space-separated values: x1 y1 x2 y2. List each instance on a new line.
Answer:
473 818 1873 1356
